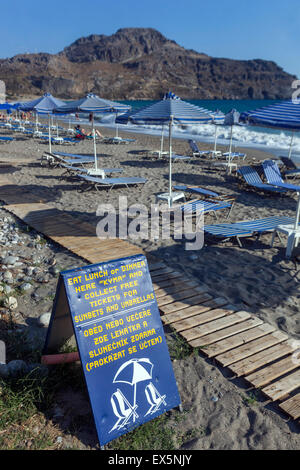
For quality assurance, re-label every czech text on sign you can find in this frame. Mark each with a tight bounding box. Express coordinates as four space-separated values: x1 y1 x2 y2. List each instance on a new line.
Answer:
43 254 181 447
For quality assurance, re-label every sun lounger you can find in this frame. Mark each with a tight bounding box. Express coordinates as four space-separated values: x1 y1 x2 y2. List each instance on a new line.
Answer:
262 160 300 192
78 175 147 191
280 156 300 178
188 139 209 157
167 154 191 161
60 164 123 178
203 216 297 247
41 151 95 167
103 137 135 144
39 135 77 145
237 166 288 193
173 185 220 199
0 136 14 143
223 152 246 160
163 198 233 219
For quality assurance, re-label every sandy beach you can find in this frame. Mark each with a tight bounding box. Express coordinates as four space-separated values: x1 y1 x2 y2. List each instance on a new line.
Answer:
1 119 300 450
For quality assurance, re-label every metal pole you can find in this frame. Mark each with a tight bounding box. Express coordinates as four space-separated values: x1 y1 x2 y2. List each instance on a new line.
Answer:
288 132 294 159
169 116 173 207
214 125 218 153
93 128 97 171
294 193 300 231
160 125 164 158
48 114 52 154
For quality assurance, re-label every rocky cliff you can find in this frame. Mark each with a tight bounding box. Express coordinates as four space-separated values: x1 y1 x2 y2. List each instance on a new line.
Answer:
0 27 296 100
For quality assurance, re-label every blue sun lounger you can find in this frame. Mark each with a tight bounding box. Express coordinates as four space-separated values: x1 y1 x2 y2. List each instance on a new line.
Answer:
279 156 300 178
188 139 209 157
40 151 95 167
237 166 288 193
181 199 233 217
203 216 297 247
262 160 300 192
173 185 220 198
60 164 123 179
78 175 147 190
0 136 14 143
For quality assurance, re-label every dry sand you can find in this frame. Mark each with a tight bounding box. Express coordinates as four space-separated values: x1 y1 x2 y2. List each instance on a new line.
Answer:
1 119 300 450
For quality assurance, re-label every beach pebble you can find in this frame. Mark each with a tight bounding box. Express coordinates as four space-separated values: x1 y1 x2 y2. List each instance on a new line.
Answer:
25 267 34 276
20 282 32 291
37 312 51 328
3 271 13 281
4 296 18 310
3 285 13 294
211 396 219 402
3 255 19 265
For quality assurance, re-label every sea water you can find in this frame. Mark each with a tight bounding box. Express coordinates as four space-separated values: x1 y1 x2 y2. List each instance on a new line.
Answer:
60 99 300 162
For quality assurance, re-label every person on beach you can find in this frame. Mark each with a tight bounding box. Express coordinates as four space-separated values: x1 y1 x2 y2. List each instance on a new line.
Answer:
74 124 103 140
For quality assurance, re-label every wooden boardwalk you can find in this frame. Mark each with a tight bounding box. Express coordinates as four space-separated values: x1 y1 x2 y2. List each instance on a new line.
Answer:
0 176 299 425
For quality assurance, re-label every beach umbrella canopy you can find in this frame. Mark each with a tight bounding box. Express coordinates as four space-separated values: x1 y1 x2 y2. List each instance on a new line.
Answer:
18 93 66 153
18 93 65 114
54 93 130 114
126 92 214 206
240 99 300 131
240 99 300 159
0 102 20 110
54 93 131 168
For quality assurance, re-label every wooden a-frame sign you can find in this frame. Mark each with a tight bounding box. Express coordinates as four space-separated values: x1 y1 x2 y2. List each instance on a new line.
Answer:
42 254 181 447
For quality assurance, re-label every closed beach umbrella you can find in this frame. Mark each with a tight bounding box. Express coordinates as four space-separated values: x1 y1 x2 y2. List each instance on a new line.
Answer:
54 93 131 170
127 92 214 206
240 99 300 159
18 93 66 152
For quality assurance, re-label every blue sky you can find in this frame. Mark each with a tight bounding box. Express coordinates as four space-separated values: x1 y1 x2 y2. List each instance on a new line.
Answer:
0 0 299 78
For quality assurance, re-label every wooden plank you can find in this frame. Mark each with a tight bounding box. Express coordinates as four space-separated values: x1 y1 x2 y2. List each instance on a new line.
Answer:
245 355 300 389
150 272 182 283
161 298 229 324
229 340 298 377
156 286 208 307
181 311 251 342
189 317 263 348
171 305 237 333
152 277 207 291
279 393 300 420
154 281 200 298
215 330 288 367
262 369 300 401
148 262 167 272
159 292 214 315
150 267 176 277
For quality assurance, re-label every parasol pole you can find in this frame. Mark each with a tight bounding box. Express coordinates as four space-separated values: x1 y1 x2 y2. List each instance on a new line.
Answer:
48 114 52 154
168 116 174 208
288 131 294 159
214 125 218 154
116 112 119 138
160 124 164 158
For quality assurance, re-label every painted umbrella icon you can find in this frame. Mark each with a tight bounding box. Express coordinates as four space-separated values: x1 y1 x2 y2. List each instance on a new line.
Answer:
113 358 154 422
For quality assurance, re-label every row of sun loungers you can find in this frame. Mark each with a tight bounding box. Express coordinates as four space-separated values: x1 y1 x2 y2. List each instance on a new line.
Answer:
188 139 246 161
41 151 147 190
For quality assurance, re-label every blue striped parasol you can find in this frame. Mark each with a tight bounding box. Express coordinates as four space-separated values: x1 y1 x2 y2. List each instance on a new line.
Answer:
124 93 214 206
